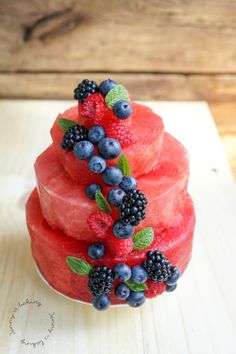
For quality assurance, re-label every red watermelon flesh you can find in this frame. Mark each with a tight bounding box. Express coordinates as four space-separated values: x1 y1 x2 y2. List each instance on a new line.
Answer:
26 189 195 304
50 103 164 184
35 133 189 241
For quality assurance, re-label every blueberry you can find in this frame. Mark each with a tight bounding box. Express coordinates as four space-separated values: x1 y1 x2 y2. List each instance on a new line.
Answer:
88 242 105 260
166 266 181 286
166 283 177 292
131 265 147 284
99 79 117 95
115 284 130 300
113 263 131 281
119 176 137 192
127 291 146 308
88 156 106 174
102 167 123 186
88 125 106 144
112 220 134 239
85 183 102 200
113 100 132 120
93 294 110 311
107 188 126 206
98 138 121 160
74 140 94 160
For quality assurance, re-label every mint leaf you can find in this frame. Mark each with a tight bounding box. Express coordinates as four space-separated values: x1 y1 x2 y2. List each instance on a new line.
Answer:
132 227 154 250
117 154 131 176
66 257 92 275
105 85 129 109
58 118 76 132
125 279 148 292
95 191 112 213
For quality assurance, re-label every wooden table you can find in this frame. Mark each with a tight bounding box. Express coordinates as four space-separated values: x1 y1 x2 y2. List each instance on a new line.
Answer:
0 101 236 354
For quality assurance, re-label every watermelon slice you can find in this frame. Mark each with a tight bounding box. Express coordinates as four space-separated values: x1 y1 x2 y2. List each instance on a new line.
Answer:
50 103 164 184
35 133 189 241
26 189 195 304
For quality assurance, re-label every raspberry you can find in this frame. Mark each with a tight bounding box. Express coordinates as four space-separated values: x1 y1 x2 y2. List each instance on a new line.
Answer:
145 280 166 298
87 211 113 239
79 93 106 123
106 122 137 148
106 237 133 257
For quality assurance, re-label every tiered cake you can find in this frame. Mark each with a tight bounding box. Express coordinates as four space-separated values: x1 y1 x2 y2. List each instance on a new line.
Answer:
26 79 195 310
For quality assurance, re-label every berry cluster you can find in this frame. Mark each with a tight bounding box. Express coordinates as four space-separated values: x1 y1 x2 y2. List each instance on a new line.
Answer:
64 79 181 311
74 79 132 120
61 121 148 237
83 126 147 239
84 253 180 310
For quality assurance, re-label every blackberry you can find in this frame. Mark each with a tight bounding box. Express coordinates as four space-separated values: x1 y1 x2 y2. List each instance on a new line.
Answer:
119 189 148 226
74 79 98 103
142 250 171 282
61 124 88 151
88 266 114 296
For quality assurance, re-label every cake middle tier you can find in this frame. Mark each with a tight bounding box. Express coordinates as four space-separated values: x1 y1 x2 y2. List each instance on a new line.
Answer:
35 132 189 241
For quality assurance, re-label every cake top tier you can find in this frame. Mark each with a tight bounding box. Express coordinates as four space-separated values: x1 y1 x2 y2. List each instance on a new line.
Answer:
51 79 164 184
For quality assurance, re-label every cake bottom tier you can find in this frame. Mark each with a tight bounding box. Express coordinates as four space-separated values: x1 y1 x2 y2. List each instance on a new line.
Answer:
26 189 195 305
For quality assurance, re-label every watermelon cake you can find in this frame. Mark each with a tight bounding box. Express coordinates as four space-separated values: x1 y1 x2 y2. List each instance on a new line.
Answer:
26 79 195 310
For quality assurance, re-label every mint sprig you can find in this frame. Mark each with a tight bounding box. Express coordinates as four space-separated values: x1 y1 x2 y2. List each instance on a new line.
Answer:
95 191 112 213
132 227 154 250
58 118 76 132
105 85 129 109
117 154 131 176
125 279 148 292
66 257 93 275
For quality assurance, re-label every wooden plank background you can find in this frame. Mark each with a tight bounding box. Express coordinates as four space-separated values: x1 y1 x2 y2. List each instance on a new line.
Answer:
0 0 236 101
0 0 236 74
1 73 236 102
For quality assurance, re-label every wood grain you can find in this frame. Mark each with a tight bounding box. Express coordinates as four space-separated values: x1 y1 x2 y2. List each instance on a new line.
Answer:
209 102 236 179
0 101 236 354
1 73 236 101
209 102 236 135
0 0 236 73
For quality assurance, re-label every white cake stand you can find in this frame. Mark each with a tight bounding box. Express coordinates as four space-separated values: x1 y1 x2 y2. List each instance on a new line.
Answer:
34 261 128 307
